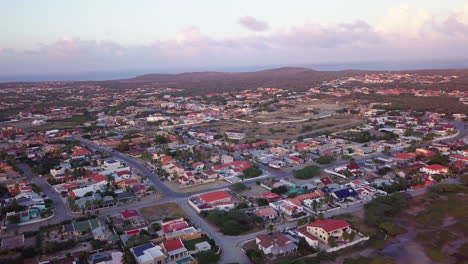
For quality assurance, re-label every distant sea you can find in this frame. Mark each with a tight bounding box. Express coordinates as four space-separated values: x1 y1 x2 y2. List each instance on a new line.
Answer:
1 59 468 83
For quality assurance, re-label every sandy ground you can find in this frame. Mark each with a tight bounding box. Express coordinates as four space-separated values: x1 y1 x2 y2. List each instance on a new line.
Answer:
164 179 230 193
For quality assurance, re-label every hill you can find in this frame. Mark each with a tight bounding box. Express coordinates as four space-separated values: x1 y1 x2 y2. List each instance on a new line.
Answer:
123 67 373 95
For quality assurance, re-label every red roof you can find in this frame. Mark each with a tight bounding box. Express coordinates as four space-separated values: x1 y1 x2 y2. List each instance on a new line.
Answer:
163 238 184 252
199 191 231 203
89 173 107 183
320 177 333 185
423 164 448 171
308 219 350 232
121 210 140 219
71 147 91 157
162 220 189 233
346 163 360 170
296 227 318 241
116 170 131 176
394 153 415 160
260 192 281 200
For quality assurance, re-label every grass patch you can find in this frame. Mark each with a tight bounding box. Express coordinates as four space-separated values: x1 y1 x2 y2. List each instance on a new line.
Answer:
293 165 320 179
140 203 185 223
183 236 211 251
416 230 457 262
415 193 468 227
202 209 262 236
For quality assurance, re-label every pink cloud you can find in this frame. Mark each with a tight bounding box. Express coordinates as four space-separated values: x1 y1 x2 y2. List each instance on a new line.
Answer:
238 16 270 32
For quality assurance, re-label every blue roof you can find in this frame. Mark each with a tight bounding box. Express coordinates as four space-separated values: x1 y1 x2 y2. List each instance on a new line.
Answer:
106 159 118 163
333 187 358 200
132 243 155 257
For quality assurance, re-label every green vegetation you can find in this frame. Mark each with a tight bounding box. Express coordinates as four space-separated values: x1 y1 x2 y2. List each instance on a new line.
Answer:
202 210 261 236
416 230 456 262
154 135 169 144
246 248 265 264
43 239 78 254
256 198 269 206
231 183 247 193
294 165 320 179
193 251 220 264
343 256 393 264
183 236 212 251
7 214 20 224
316 155 335 164
364 193 408 236
416 184 468 227
271 185 289 195
241 167 263 179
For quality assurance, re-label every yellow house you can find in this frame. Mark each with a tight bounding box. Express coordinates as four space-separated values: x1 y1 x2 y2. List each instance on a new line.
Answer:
306 219 351 244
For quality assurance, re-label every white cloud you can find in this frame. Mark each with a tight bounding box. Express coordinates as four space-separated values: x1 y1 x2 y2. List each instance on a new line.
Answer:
1 5 468 74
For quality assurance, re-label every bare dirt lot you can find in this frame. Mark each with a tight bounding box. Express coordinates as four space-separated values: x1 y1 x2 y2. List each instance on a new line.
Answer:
140 202 186 223
164 179 230 193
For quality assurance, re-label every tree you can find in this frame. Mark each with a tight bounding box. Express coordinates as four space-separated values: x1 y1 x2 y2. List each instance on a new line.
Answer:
294 165 321 179
298 237 314 254
266 224 274 233
328 236 338 247
193 251 220 264
256 198 268 206
316 155 335 164
312 200 318 213
242 167 262 179
7 214 20 224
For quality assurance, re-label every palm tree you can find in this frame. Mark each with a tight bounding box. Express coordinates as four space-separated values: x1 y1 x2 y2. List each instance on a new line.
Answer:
312 200 318 213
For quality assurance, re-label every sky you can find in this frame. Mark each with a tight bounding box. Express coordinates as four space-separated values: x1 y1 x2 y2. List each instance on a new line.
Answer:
2 0 468 78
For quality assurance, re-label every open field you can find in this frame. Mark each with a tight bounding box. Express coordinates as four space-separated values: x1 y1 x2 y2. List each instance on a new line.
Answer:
140 202 186 223
164 179 230 193
199 115 364 141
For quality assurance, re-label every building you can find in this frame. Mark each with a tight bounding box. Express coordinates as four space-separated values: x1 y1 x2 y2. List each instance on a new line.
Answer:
306 219 351 244
296 227 319 247
256 233 298 256
161 238 189 262
199 191 232 205
420 164 449 175
224 130 246 140
131 243 166 264
254 207 278 220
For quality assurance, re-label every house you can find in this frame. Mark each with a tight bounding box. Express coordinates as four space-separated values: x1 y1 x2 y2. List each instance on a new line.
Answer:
420 164 449 175
199 191 232 205
296 227 319 247
331 187 359 202
306 219 351 244
161 238 189 262
269 199 304 217
162 219 190 233
62 218 105 240
254 207 278 220
164 227 201 241
224 130 246 140
394 153 416 161
260 192 282 202
71 147 91 159
415 148 435 158
449 155 468 164
130 243 166 264
256 233 298 256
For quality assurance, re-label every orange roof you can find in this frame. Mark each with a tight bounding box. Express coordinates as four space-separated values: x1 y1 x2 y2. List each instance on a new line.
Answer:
199 191 231 203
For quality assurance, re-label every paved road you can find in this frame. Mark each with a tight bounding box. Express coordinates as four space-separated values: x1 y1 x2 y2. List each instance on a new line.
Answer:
4 164 74 235
66 132 465 264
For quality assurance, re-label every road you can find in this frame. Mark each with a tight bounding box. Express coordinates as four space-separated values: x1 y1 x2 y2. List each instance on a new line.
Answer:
57 131 465 263
5 164 74 234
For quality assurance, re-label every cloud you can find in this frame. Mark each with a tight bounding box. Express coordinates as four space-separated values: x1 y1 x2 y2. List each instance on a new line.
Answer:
238 16 270 32
2 5 468 75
